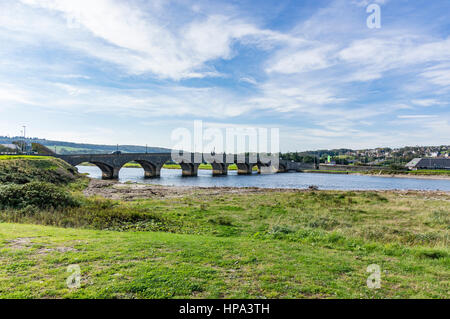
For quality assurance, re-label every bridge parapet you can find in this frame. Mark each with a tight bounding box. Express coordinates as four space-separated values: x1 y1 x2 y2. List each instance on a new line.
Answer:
54 153 312 179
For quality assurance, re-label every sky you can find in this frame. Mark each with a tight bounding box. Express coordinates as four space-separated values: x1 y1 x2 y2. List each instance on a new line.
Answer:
0 0 449 152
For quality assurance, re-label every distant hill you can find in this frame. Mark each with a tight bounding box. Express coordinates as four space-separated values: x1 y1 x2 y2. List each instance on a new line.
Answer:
0 137 171 155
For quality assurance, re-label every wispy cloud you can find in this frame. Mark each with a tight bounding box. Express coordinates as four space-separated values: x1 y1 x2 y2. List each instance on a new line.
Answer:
13 0 294 80
0 0 449 149
397 115 438 119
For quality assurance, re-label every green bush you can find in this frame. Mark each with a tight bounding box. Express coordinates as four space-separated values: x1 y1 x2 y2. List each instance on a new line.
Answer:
208 216 234 226
0 182 80 209
0 157 79 184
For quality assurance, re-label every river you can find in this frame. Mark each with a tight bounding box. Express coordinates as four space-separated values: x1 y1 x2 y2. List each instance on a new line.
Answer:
77 166 450 191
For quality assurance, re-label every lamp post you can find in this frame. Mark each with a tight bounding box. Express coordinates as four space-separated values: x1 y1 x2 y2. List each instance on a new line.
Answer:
23 125 26 153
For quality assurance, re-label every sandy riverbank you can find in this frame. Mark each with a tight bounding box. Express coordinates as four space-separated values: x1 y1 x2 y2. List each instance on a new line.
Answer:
84 179 450 201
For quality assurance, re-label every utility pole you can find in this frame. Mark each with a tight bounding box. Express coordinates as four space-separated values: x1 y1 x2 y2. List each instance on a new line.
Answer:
23 125 27 153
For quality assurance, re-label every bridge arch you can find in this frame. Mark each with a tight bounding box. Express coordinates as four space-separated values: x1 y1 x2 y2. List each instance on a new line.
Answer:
89 161 118 179
134 160 162 178
56 153 304 179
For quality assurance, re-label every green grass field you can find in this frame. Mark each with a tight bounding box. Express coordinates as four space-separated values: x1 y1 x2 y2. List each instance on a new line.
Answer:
1 190 449 298
0 156 448 298
0 155 44 160
0 220 446 299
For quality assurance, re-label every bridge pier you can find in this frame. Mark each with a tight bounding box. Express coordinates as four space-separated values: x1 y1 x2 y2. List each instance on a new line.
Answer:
90 162 120 180
180 163 199 177
277 164 287 173
256 164 276 174
136 160 162 178
144 166 162 178
236 163 254 175
211 162 228 176
111 167 121 179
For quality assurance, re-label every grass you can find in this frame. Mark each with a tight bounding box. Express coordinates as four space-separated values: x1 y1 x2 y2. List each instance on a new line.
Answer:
0 156 448 298
3 190 448 247
0 189 449 298
0 155 45 160
0 221 448 299
0 156 81 184
406 170 450 176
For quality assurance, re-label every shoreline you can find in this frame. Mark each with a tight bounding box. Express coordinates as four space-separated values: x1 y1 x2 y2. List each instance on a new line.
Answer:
77 164 450 180
302 170 450 180
356 172 450 180
84 179 450 201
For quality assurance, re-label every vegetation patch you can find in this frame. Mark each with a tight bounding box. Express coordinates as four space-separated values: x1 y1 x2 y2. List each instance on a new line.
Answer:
0 182 80 209
0 156 80 184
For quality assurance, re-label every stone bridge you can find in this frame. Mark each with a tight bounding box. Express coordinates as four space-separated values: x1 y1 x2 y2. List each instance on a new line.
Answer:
54 153 317 179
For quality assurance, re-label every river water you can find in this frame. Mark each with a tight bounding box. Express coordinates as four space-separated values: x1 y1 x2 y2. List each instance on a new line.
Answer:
77 166 450 191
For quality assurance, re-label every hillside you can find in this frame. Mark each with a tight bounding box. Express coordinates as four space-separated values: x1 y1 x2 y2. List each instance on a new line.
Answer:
0 155 81 184
0 136 171 155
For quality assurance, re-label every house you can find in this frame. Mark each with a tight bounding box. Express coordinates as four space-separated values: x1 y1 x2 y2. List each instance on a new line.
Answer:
405 158 450 170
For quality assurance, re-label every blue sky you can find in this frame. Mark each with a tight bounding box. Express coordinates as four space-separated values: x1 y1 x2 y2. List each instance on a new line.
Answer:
0 0 449 151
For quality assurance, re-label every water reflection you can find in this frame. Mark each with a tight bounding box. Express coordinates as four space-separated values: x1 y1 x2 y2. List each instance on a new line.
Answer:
77 166 450 191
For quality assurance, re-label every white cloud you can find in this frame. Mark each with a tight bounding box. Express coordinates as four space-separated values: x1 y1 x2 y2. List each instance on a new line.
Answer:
12 0 294 80
411 99 442 107
0 85 36 106
421 63 450 87
397 115 437 119
338 36 450 82
266 44 335 74
0 0 448 150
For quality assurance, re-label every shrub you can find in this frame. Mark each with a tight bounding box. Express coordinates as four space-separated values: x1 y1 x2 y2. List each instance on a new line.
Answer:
0 182 80 209
0 157 79 184
208 216 234 226
268 225 294 235
308 216 339 230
